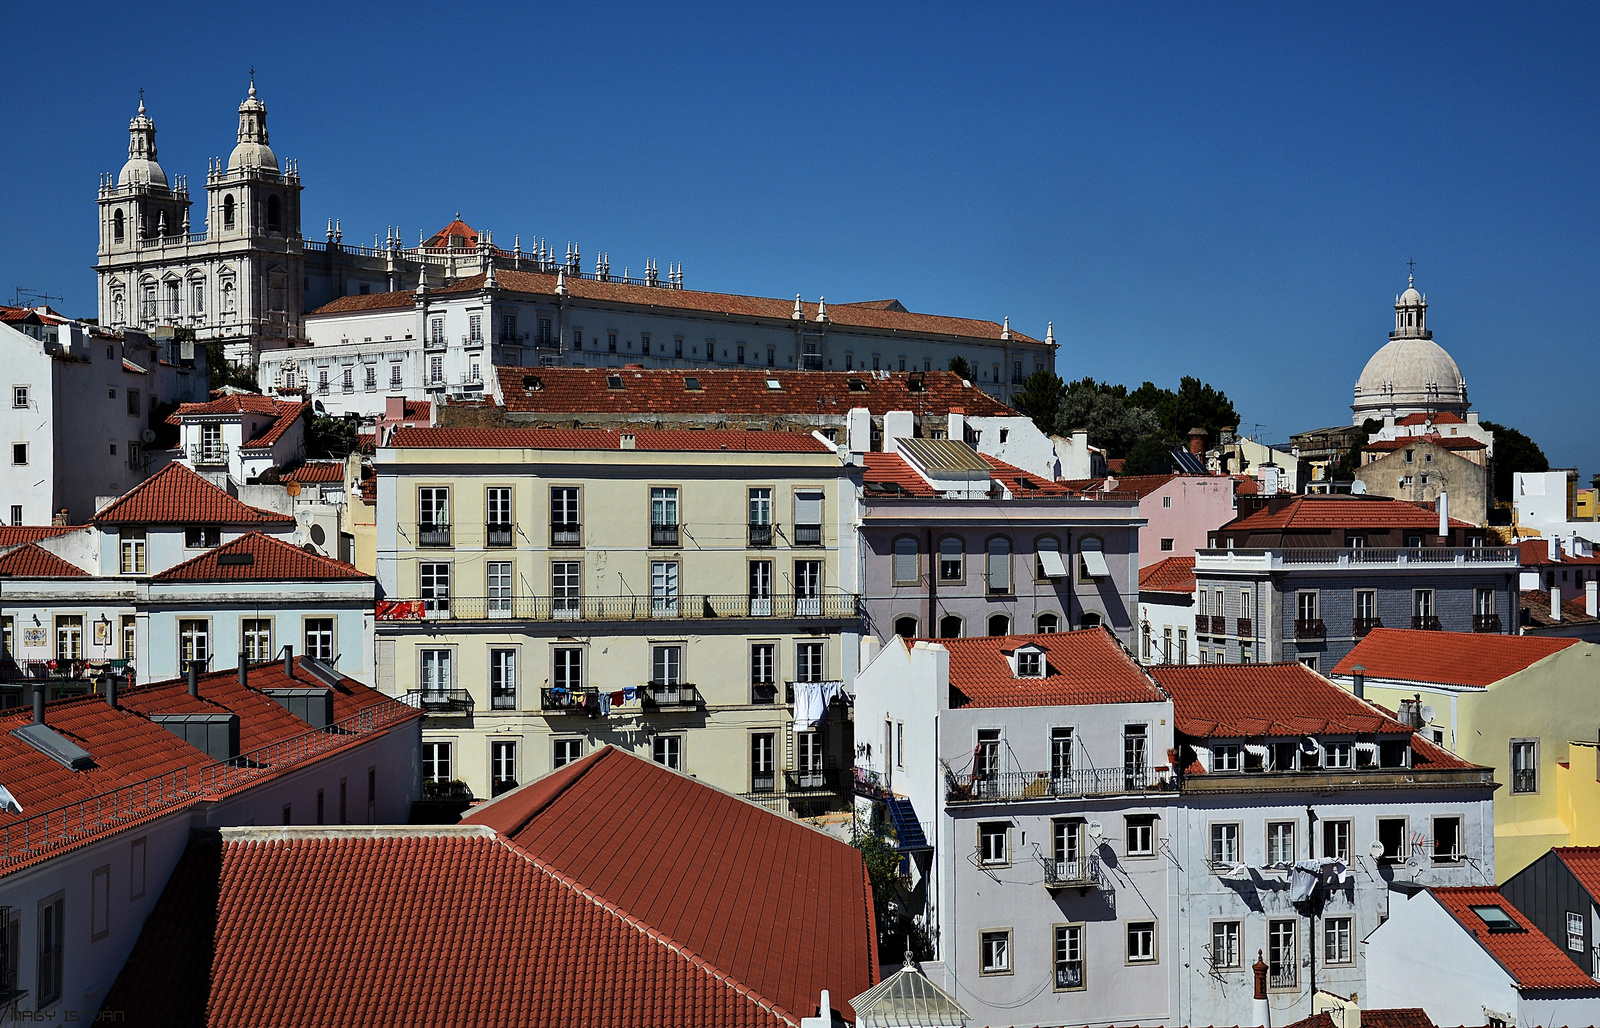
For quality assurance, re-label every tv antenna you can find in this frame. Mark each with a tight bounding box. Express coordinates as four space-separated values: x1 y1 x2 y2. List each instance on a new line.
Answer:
9 288 63 309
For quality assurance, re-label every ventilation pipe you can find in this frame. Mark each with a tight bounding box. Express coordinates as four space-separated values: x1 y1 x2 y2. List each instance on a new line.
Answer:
33 689 45 725
106 676 118 710
239 653 249 690
283 644 294 679
187 661 200 698
1351 665 1365 700
1552 586 1562 623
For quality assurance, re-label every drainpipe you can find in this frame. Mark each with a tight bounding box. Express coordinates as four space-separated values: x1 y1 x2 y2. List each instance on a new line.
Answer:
926 527 936 637
1306 804 1318 1004
283 644 294 678
238 652 249 690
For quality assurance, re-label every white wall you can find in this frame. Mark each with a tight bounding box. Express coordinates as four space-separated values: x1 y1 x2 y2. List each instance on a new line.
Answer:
1367 887 1527 1025
1138 594 1195 666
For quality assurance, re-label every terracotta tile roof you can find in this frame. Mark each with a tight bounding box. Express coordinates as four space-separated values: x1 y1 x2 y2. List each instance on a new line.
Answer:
861 452 935 496
421 216 486 249
1518 589 1600 628
314 270 1045 345
1231 473 1260 495
401 399 430 420
0 525 83 545
461 745 878 1022
1285 1011 1437 1028
1430 885 1600 990
1224 495 1473 532
1519 539 1600 567
1059 473 1188 498
1139 556 1195 594
91 463 295 525
1396 412 1467 426
152 532 371 582
931 630 1164 709
1553 848 1600 900
1152 662 1413 738
178 392 290 417
0 543 88 577
107 818 855 1027
1331 628 1579 689
281 461 345 483
496 367 1017 418
984 457 1071 495
388 426 834 453
1364 435 1487 452
1106 458 1126 473
242 400 308 450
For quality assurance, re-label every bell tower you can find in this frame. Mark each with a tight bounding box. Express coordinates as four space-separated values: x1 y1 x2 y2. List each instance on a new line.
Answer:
97 98 192 327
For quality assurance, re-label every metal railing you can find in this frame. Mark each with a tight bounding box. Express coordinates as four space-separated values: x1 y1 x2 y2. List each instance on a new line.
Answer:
748 524 774 547
1512 768 1538 793
650 524 681 547
0 696 414 864
1293 618 1326 641
417 522 451 547
793 524 823 546
1042 854 1102 889
189 443 229 466
550 523 582 547
1204 546 1517 569
1199 615 1226 636
1236 617 1253 637
946 767 1175 803
380 593 861 622
1473 614 1502 633
751 682 779 704
1352 617 1383 636
1412 615 1442 631
786 767 843 792
400 689 474 714
485 523 513 547
641 682 702 709
1269 964 1297 989
540 687 597 715
424 335 447 351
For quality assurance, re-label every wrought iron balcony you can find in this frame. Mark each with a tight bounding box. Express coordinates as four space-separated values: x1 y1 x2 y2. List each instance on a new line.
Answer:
650 523 680 547
946 767 1175 803
540 687 598 715
1512 768 1538 793
751 682 779 704
748 523 774 547
750 769 777 794
401 688 473 714
1042 853 1102 890
1352 616 1383 636
1473 613 1502 633
380 593 861 623
785 767 843 792
550 523 581 547
1200 615 1226 636
1235 617 1253 637
641 682 703 710
793 524 823 547
189 443 229 467
421 779 473 801
424 334 447 351
485 523 514 547
1412 615 1442 631
1293 618 1326 641
417 521 451 547
1269 964 1297 990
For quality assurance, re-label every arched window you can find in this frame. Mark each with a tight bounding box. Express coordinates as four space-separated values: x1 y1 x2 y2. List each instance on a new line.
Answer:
938 614 963 639
987 613 1011 637
986 536 1012 595
1035 535 1063 580
266 194 281 231
939 536 963 583
893 616 919 640
223 194 236 229
892 536 920 586
1080 611 1103 629
1036 612 1060 633
113 210 125 242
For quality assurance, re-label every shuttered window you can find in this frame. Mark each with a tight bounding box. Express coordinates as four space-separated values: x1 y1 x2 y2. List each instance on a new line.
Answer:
987 537 1012 594
793 490 823 526
893 536 919 585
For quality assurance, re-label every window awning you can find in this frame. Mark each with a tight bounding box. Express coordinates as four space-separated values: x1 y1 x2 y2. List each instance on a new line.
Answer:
1037 549 1068 578
1080 549 1111 579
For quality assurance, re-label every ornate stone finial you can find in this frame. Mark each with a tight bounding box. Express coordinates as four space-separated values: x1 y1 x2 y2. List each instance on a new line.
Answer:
138 88 145 114
793 294 803 320
1045 320 1055 345
555 268 568 296
249 68 257 98
1001 315 1011 340
816 296 828 322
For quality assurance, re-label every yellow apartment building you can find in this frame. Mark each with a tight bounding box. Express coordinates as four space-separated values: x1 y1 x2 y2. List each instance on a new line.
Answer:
1332 628 1600 880
374 426 861 807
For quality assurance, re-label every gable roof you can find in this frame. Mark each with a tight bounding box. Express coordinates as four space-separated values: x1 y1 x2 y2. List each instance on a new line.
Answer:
1396 412 1467 426
1285 1012 1437 1028
934 630 1164 709
1519 539 1600 567
0 543 88 578
1332 628 1579 689
1429 886 1600 990
1058 473 1187 498
494 367 1017 419
1553 847 1600 901
421 216 489 249
388 426 834 453
1222 494 1473 533
1520 589 1600 629
281 460 345 483
0 525 83 545
1363 434 1487 452
1153 662 1413 738
152 531 371 583
1139 556 1196 594
91 463 295 525
460 745 878 1022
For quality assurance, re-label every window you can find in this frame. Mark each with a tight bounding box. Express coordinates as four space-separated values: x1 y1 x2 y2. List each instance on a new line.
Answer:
1267 821 1295 863
1016 648 1042 677
553 648 583 692
242 619 273 661
54 616 83 661
650 560 680 615
1323 916 1353 965
120 614 136 661
892 536 919 585
8 505 18 526
1124 724 1148 786
1355 589 1377 624
1212 743 1241 772
490 649 517 709
796 640 825 683
1414 588 1435 618
1433 816 1462 863
1035 536 1064 579
179 619 210 665
429 355 443 384
487 561 513 616
987 613 1011 636
1476 587 1496 616
37 892 64 1005
1297 590 1318 621
1377 817 1408 863
986 537 1012 594
1036 612 1060 633
1211 823 1241 865
1512 739 1539 793
486 487 513 546
652 644 682 687
429 318 444 344
1050 727 1073 780
979 930 1011 975
1211 920 1242 969
653 735 683 770
792 490 823 545
1569 911 1586 952
420 649 452 697
1126 920 1156 963
551 486 581 545
11 386 27 408
316 788 326 825
938 614 963 638
390 363 402 388
419 562 451 615
422 741 452 783
1268 919 1297 988
418 487 451 545
1078 536 1108 581
1126 815 1156 857
794 559 822 614
748 487 773 544
301 618 334 661
1326 740 1353 768
751 733 776 792
1054 924 1085 989
651 487 680 546
1322 820 1351 861
939 536 964 582
10 442 26 466
185 524 223 548
893 616 919 639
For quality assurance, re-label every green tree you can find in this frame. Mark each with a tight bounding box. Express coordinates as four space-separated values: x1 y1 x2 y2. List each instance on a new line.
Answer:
1010 370 1067 435
948 355 975 381
195 330 258 392
1480 421 1550 502
305 413 361 458
1328 419 1383 482
1122 433 1177 476
853 815 934 964
1055 382 1162 457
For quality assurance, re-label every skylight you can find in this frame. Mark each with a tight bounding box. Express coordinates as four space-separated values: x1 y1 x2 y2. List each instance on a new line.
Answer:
848 378 868 392
1471 905 1521 932
606 375 625 390
766 379 782 390
683 377 701 391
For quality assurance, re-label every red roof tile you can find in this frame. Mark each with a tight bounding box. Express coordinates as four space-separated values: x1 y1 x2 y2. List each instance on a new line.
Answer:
1224 495 1473 532
1286 1011 1437 1028
315 270 1045 345
422 216 486 249
1396 412 1467 426
1518 589 1600 628
1363 435 1487 452
177 392 290 417
152 531 371 582
0 525 83 545
861 452 935 496
1153 662 1414 738
495 368 1017 418
461 745 878 1022
1518 539 1600 567
0 543 88 577
1059 473 1189 498
932 630 1164 709
1430 886 1600 990
281 461 345 483
1331 628 1579 689
1554 848 1600 900
91 463 295 525
1139 556 1195 594
388 426 833 453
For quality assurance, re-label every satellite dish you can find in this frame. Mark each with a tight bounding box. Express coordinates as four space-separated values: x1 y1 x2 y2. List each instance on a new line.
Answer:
0 784 21 816
1369 839 1386 860
1419 705 1437 725
1300 736 1319 755
140 428 157 443
1087 820 1104 840
285 481 302 497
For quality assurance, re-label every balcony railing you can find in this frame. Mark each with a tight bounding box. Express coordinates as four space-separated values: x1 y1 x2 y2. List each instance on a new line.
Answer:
751 682 779 704
400 688 474 714
380 593 861 623
1412 615 1442 631
417 522 451 547
793 524 823 547
651 524 680 547
422 780 473 801
786 767 843 793
1198 546 1518 571
748 523 774 547
1293 618 1326 641
1352 616 1383 636
424 334 447 351
1473 613 1502 633
1269 964 1297 990
1199 615 1226 636
485 523 513 547
540 687 598 715
188 442 229 468
1236 617 1253 637
946 767 1175 803
550 523 581 547
1042 854 1102 890
1512 768 1538 793
641 682 703 709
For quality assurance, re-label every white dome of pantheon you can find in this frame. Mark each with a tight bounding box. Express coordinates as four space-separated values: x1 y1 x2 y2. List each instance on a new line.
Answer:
1351 273 1469 425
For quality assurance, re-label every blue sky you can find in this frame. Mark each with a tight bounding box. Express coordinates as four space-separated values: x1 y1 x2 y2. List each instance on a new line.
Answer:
3 2 1595 474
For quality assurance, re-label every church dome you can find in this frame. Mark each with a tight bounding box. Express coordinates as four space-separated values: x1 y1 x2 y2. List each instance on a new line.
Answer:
1399 284 1423 306
226 80 279 173
1351 334 1468 424
227 139 279 173
118 100 168 189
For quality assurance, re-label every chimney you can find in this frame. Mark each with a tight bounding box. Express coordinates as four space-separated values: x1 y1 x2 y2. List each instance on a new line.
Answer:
1251 950 1270 1027
187 661 200 698
947 407 966 445
846 407 871 455
619 433 636 451
1588 580 1598 619
1437 491 1448 538
1351 665 1365 700
283 644 294 679
1552 586 1562 622
1188 427 1207 455
385 395 406 423
106 675 118 709
1549 536 1560 562
33 689 45 725
239 653 249 690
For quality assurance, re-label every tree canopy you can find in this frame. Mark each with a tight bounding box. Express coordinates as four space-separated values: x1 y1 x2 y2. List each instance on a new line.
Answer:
1480 421 1551 502
948 355 976 382
1005 371 1241 468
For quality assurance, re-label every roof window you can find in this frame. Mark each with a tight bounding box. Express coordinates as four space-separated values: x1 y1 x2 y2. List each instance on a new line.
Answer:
1470 905 1522 933
683 377 701 391
606 375 625 390
906 372 926 392
1012 644 1046 679
217 552 255 566
848 378 868 392
522 375 542 391
766 378 782 390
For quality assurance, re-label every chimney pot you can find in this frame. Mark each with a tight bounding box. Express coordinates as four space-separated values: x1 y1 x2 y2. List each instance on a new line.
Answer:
1351 665 1365 700
1552 586 1562 622
33 689 45 725
187 661 200 698
284 645 294 678
239 653 249 690
106 676 118 709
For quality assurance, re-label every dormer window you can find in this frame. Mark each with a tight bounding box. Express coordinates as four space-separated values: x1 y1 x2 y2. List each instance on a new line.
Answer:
1212 743 1241 772
1015 647 1044 678
1325 741 1353 769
